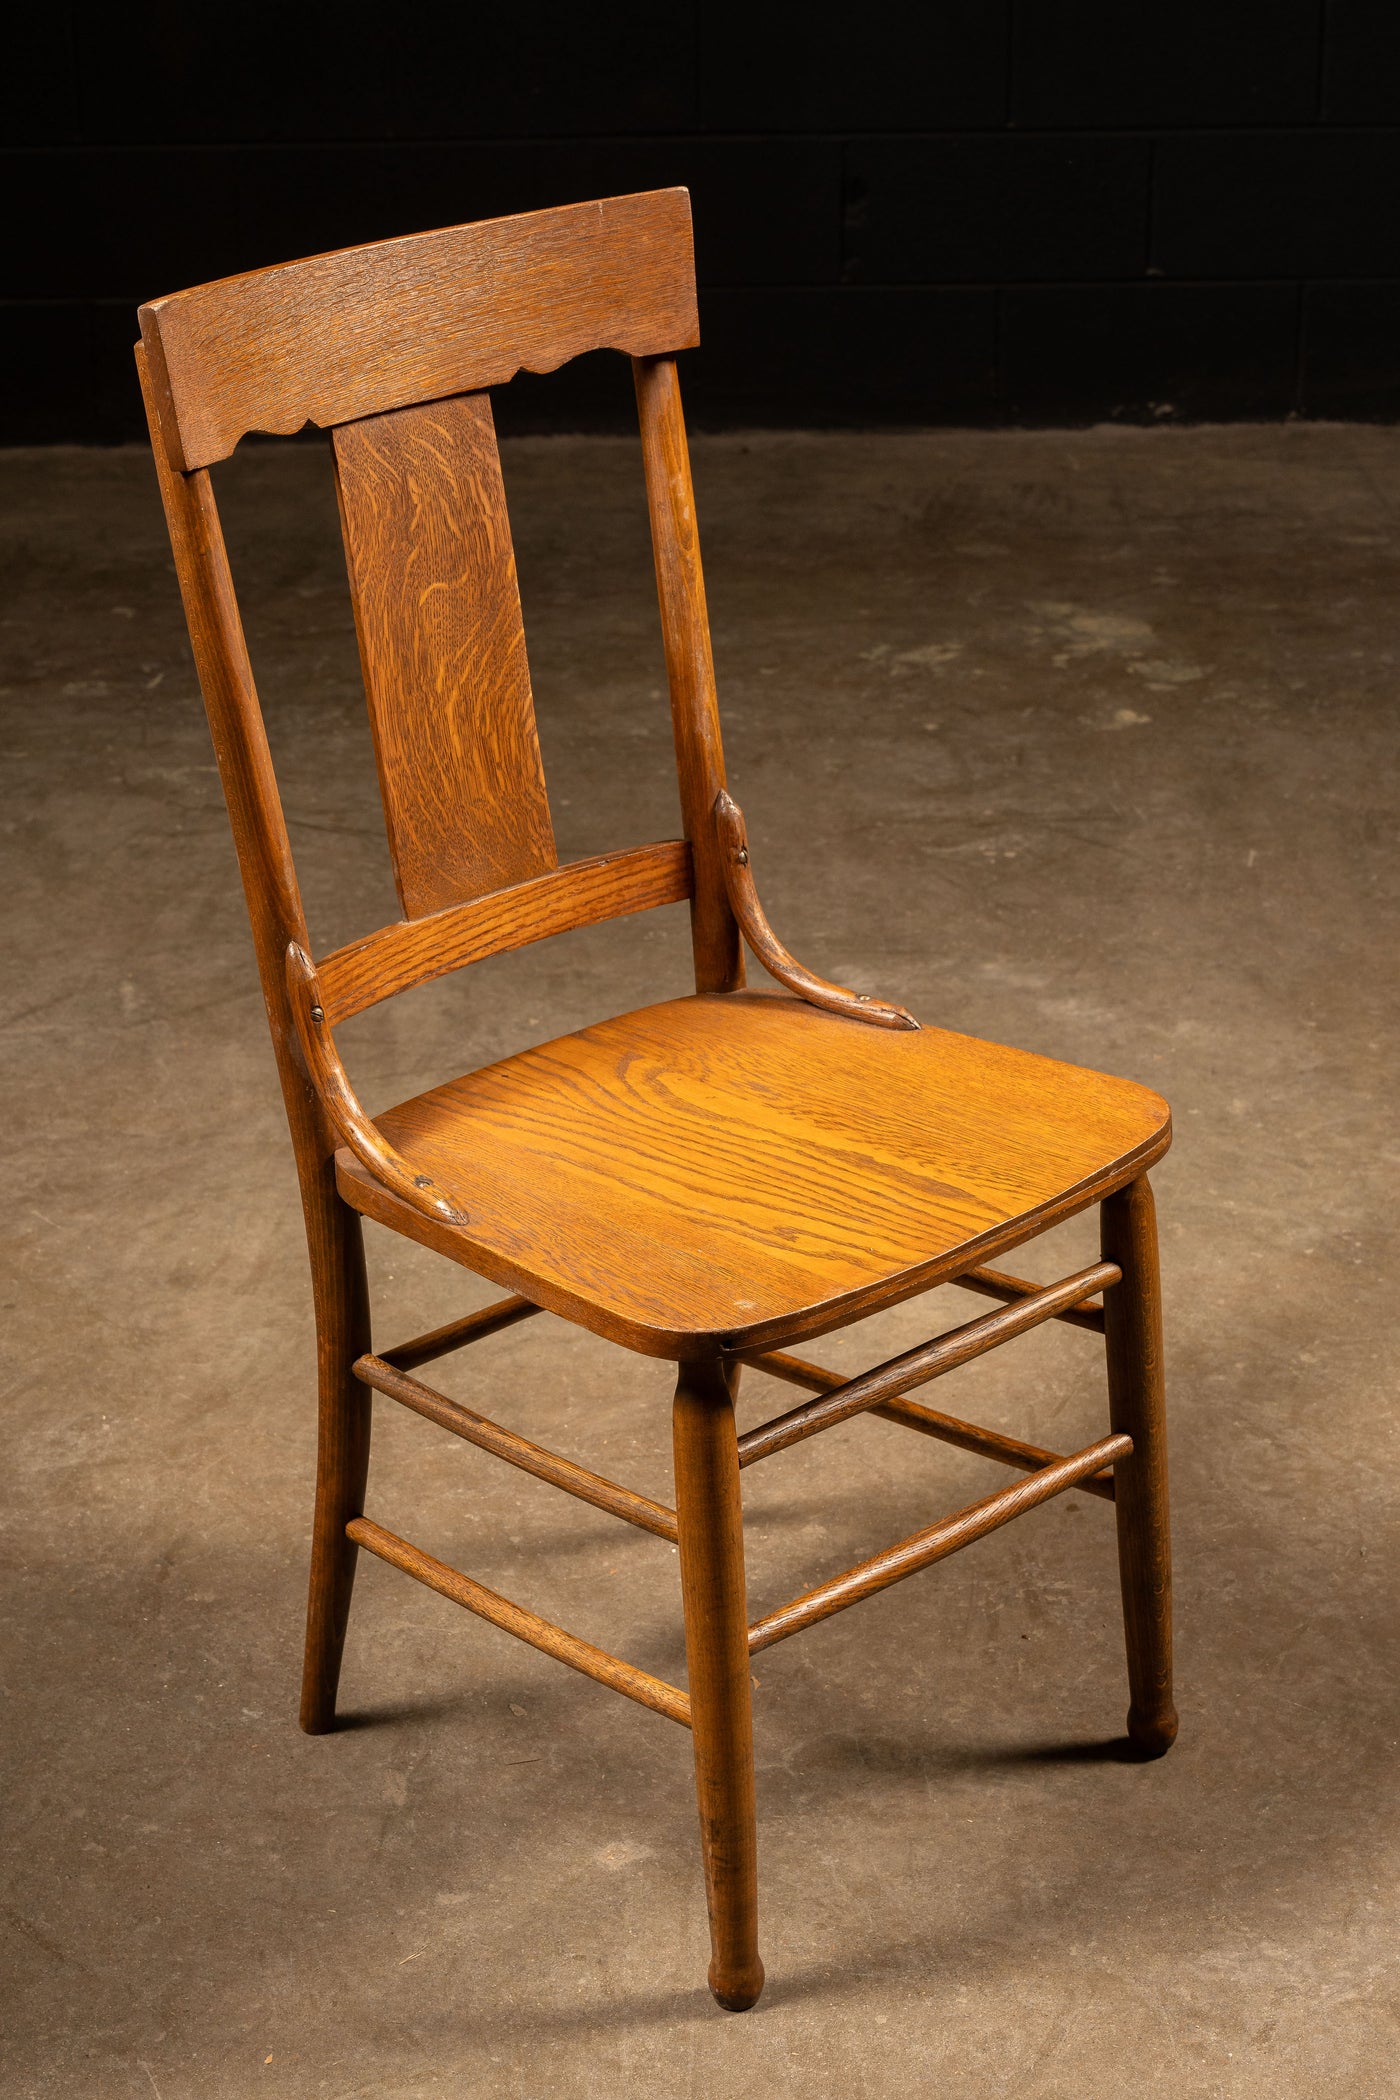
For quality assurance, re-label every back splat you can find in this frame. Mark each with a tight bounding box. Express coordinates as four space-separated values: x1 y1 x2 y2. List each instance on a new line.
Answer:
333 391 556 919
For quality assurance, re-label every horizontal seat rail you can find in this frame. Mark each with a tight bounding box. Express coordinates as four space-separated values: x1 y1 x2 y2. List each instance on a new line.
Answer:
745 1348 1117 1501
736 1261 1120 1468
316 840 692 1026
354 1353 679 1542
747 1432 1132 1655
953 1263 1107 1334
348 1516 691 1726
380 1294 542 1373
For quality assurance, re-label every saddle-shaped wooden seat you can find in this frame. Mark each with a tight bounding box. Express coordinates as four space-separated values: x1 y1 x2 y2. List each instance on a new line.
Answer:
339 991 1171 1357
138 187 1177 2015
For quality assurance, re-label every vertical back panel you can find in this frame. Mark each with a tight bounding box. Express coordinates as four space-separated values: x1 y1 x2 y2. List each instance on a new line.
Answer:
333 391 556 920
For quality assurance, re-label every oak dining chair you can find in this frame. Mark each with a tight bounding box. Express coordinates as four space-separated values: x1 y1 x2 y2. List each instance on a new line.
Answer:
137 188 1176 2013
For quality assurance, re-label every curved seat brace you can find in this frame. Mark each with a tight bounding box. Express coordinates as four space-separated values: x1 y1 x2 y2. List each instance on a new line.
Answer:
712 791 918 1031
285 942 470 1230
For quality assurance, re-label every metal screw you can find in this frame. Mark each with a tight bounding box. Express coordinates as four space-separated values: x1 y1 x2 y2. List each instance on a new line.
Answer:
736 847 749 865
309 1005 324 1024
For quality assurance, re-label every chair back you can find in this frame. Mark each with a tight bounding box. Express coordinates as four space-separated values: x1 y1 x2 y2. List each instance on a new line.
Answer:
137 190 741 1212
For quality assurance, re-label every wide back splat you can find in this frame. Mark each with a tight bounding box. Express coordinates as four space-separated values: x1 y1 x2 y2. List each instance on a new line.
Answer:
333 392 556 918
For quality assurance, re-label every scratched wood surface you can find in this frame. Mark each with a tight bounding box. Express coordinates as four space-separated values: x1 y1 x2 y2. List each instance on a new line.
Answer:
337 990 1171 1357
333 392 556 919
140 189 699 471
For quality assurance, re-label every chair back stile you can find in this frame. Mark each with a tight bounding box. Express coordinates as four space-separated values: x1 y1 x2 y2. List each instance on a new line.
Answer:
136 345 328 1192
633 354 743 995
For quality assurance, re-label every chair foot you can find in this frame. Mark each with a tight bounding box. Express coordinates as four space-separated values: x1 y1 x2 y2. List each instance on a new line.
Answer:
299 1683 351 1736
709 1956 766 2011
1126 1704 1179 1759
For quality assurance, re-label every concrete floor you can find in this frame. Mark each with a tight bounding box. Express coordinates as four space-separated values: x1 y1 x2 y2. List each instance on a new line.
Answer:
4 421 1400 2098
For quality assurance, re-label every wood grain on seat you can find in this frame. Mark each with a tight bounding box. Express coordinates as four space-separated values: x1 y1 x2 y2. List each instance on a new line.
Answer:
336 991 1171 1359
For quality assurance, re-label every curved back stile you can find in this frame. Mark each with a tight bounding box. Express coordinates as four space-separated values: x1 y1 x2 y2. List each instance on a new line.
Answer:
135 188 742 1239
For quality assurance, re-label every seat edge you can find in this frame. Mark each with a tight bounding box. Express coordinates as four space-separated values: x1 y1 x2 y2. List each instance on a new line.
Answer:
334 1113 1171 1363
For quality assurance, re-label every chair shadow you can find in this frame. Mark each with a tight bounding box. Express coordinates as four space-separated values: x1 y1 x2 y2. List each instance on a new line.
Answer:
330 1693 484 1731
976 1733 1142 1766
334 1683 1140 1763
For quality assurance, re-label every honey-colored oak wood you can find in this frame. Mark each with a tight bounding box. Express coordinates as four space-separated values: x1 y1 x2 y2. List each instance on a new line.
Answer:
735 1261 1120 1466
950 1262 1107 1333
714 790 917 1030
746 1432 1132 1655
634 355 742 996
379 1293 540 1373
286 941 469 1229
348 1517 691 1726
135 343 374 1735
316 840 692 1026
333 392 557 919
301 1207 374 1735
1101 1177 1178 1757
673 1360 763 2011
336 994 1168 1358
140 188 699 471
354 1352 679 1541
139 190 1177 2018
743 1348 1118 1500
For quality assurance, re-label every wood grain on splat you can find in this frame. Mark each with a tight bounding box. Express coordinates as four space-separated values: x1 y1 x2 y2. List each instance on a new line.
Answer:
334 391 556 919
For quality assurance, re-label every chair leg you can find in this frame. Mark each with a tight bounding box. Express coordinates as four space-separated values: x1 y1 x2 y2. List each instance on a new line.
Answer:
1100 1174 1178 1758
299 1199 373 1734
672 1357 764 2011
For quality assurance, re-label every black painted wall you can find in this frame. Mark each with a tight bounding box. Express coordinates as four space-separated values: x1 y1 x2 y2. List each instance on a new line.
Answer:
6 1 1399 441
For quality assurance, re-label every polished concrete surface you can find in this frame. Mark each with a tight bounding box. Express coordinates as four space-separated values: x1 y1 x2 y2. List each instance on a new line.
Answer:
4 424 1399 2097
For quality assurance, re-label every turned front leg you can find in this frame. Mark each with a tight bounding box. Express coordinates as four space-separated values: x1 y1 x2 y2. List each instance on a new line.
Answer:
1101 1175 1178 1757
672 1357 764 2010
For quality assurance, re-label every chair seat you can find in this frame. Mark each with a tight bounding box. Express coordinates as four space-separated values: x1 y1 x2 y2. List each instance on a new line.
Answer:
337 990 1171 1359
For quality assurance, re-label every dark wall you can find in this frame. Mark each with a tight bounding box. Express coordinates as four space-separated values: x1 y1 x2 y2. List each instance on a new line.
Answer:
6 1 1399 441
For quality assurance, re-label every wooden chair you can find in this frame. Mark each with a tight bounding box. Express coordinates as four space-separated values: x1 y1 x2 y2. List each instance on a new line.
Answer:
137 189 1175 2013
